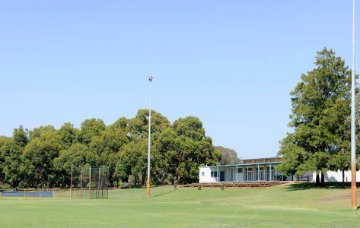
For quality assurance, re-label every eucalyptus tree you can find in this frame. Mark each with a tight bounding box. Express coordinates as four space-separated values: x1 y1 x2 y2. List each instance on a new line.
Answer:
54 143 98 187
128 109 170 140
78 118 106 145
0 127 29 188
23 127 62 188
156 116 221 185
58 122 80 149
115 139 148 186
89 127 130 185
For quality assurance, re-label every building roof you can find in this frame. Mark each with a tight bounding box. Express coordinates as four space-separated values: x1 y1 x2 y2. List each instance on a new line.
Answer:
199 157 282 168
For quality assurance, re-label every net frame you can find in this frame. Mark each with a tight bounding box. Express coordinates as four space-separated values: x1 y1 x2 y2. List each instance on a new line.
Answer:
70 166 109 199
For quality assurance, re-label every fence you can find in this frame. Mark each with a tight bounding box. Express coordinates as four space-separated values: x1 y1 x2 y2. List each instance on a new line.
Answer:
1 190 53 198
70 166 109 199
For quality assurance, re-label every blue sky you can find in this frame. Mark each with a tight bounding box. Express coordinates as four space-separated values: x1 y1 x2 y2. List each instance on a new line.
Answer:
0 1 356 158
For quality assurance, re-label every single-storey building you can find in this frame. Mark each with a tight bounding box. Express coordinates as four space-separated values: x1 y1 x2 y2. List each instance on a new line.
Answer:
199 157 284 183
199 156 360 183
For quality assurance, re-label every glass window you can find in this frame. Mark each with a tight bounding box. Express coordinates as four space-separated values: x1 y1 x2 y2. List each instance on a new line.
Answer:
237 168 243 173
201 172 205 176
211 171 218 177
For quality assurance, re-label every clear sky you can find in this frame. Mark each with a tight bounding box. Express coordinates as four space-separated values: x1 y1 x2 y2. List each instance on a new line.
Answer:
0 1 357 158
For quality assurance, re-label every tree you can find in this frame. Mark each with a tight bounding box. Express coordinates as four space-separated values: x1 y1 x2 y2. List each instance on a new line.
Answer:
0 136 14 186
115 139 148 186
23 128 62 188
0 127 29 188
0 110 221 188
58 122 80 149
276 134 308 178
156 116 221 184
298 152 330 186
13 126 28 147
109 117 129 131
78 118 106 145
29 125 57 140
128 109 170 140
215 146 240 165
328 151 350 184
54 143 98 187
89 128 130 185
278 48 352 186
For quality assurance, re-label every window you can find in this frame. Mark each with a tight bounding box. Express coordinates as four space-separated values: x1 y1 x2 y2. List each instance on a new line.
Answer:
237 168 243 173
201 172 205 177
211 171 218 178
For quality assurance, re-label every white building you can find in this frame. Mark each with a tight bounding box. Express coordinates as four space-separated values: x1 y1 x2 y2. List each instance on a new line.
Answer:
199 157 284 183
199 157 360 183
304 170 360 183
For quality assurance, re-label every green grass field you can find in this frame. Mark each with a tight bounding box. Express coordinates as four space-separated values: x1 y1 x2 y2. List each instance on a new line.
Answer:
1 183 360 227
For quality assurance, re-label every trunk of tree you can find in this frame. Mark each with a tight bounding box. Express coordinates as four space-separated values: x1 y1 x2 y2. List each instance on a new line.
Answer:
342 169 345 185
320 173 325 187
141 173 146 186
316 173 320 186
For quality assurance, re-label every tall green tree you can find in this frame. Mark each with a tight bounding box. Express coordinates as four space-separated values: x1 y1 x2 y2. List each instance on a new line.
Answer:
128 109 170 140
54 143 98 187
78 118 106 145
89 128 130 185
58 122 80 149
23 127 62 188
278 48 352 185
328 151 350 184
156 117 221 184
0 136 14 186
115 139 148 186
0 127 29 188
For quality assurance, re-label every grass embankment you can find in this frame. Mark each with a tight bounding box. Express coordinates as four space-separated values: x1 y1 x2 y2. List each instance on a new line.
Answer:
0 183 359 227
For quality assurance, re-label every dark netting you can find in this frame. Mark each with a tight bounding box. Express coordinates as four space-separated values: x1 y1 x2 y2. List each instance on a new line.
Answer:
71 166 109 199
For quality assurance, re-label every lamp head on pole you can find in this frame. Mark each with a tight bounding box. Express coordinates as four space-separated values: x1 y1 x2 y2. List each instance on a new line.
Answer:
149 76 153 82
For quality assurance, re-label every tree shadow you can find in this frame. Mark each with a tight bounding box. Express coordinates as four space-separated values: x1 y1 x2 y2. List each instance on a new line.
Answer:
285 182 360 191
151 186 177 198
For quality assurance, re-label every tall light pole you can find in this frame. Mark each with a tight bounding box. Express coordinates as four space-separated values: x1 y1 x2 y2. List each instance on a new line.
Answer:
351 0 358 210
147 76 153 197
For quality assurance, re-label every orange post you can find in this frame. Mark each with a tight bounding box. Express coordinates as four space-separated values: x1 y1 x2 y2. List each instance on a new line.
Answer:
351 163 357 209
146 179 150 197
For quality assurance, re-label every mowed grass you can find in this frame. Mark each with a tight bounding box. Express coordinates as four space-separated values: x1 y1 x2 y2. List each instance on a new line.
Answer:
1 183 360 227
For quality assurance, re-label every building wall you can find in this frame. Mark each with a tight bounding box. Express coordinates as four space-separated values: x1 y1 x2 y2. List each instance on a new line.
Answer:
199 167 217 183
199 165 280 183
200 158 360 183
308 170 360 183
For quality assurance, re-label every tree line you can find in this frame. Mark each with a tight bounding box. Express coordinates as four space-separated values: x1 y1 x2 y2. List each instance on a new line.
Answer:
0 110 222 188
8 50 351 190
277 48 360 186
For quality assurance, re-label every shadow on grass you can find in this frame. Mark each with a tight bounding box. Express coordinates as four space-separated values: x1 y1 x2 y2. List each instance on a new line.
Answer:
151 186 177 198
285 182 360 191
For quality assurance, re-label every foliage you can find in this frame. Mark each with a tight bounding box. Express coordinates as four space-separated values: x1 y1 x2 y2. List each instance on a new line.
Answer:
215 146 240 165
0 110 221 188
156 117 221 184
328 151 350 183
276 134 308 176
54 143 98 187
23 128 62 188
78 118 106 145
278 48 353 185
115 139 148 186
58 123 80 149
